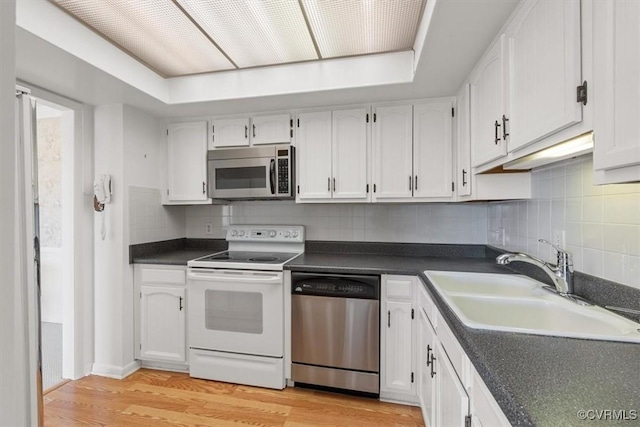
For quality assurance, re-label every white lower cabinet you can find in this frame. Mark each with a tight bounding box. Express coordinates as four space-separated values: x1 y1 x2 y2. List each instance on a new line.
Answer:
134 265 187 365
388 275 510 426
380 275 417 403
418 306 437 427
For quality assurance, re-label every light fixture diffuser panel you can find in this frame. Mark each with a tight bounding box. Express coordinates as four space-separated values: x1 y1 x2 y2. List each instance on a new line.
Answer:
52 0 235 77
302 0 425 58
178 0 318 68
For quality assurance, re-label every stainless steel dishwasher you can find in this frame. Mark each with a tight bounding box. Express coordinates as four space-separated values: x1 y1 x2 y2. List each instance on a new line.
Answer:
291 272 380 394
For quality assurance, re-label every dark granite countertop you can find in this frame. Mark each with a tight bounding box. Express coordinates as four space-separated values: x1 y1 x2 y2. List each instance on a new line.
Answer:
130 238 227 265
285 251 640 427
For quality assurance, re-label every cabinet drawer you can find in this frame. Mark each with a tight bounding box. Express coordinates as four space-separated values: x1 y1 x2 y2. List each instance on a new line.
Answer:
140 268 185 285
385 276 415 300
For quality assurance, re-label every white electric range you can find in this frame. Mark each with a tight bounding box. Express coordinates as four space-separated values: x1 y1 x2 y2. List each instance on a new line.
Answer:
187 225 304 389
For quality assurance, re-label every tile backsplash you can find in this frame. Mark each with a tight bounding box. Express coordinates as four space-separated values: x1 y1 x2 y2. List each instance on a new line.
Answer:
186 201 488 244
129 186 186 244
488 155 640 290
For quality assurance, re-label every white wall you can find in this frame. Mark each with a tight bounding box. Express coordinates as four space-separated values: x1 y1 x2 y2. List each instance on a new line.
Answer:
94 104 171 378
93 104 133 377
489 155 640 290
0 1 31 425
124 105 186 245
186 201 488 244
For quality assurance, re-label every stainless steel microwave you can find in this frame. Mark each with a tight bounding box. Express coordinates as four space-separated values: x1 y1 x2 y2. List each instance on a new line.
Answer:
207 144 295 200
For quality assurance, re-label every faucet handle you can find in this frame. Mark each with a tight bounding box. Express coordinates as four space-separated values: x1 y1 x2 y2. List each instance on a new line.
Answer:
538 239 566 253
539 239 573 266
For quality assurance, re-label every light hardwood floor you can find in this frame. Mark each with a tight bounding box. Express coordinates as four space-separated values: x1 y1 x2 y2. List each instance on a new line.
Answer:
44 369 425 426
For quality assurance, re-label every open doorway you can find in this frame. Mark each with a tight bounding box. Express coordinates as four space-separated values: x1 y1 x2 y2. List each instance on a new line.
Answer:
36 100 73 392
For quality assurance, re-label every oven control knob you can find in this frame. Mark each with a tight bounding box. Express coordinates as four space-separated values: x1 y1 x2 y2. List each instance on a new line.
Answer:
238 230 245 237
231 230 238 237
284 231 291 238
269 230 276 237
292 231 299 237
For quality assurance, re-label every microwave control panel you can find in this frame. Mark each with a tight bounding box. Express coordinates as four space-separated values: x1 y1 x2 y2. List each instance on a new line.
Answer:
278 158 289 194
276 146 293 196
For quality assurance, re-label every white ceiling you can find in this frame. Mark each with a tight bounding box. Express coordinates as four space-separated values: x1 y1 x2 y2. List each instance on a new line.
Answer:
16 0 520 118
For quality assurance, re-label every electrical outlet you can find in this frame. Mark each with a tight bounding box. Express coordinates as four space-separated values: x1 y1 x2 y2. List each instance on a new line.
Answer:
553 229 566 248
205 223 213 235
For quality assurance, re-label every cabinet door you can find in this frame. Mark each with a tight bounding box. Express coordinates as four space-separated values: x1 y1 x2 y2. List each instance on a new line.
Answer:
382 300 414 394
471 36 506 167
413 101 454 199
212 118 250 148
593 0 640 172
373 105 413 200
332 108 369 200
435 341 469 427
419 308 437 427
140 285 186 363
297 111 332 200
251 114 291 145
167 121 208 202
456 84 472 197
506 0 582 152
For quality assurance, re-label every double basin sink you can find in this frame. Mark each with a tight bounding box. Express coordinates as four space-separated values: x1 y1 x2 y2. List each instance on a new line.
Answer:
424 271 640 343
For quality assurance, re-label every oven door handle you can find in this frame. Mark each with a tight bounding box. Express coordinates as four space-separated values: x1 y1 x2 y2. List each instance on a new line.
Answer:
188 270 282 284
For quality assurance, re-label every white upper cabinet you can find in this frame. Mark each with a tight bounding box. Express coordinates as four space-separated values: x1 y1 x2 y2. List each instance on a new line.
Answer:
212 117 250 148
372 105 414 200
332 108 369 200
471 36 507 167
251 114 292 145
296 111 333 200
506 0 582 152
166 121 209 203
593 0 640 182
297 109 370 202
413 101 454 199
456 84 472 197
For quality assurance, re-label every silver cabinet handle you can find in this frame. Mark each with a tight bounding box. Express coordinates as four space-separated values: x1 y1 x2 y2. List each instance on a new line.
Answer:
333 178 336 192
409 176 412 191
414 175 418 191
328 177 331 192
252 124 256 138
430 355 436 378
179 296 183 311
494 120 501 144
387 310 391 328
502 114 509 140
245 125 248 138
462 169 467 187
202 182 206 194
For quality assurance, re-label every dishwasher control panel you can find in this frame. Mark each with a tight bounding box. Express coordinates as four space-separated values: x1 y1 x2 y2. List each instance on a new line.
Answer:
292 276 379 299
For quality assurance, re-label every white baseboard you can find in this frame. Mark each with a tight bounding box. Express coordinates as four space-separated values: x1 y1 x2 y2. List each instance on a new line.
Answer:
92 360 140 379
140 360 189 373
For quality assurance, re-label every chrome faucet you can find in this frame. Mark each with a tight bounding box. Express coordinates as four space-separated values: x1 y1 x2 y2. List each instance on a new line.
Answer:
496 239 574 295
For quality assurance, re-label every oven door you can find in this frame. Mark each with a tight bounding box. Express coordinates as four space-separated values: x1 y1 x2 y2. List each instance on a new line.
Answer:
187 269 283 357
209 157 276 199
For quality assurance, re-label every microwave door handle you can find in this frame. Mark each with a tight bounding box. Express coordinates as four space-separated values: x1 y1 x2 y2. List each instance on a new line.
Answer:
269 159 276 195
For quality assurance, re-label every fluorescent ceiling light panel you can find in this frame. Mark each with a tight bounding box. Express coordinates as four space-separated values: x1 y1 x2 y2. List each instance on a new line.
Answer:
52 0 235 77
301 0 425 58
177 0 318 68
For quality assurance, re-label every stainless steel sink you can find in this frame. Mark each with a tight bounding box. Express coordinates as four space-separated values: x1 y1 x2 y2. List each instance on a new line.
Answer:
425 271 640 343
